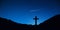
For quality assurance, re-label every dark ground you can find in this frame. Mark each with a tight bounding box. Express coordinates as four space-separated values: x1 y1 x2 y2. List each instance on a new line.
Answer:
0 14 60 30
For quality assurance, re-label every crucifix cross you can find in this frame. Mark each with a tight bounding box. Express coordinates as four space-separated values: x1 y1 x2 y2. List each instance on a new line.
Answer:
33 16 39 25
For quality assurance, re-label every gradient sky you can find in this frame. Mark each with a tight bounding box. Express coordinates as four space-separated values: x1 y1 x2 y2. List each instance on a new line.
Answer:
0 0 60 25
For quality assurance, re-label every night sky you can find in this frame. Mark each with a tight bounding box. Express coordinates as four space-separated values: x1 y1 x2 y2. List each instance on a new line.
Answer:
0 0 60 25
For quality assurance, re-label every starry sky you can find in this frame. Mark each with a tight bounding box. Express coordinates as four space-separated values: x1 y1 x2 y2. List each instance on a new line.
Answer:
0 0 60 25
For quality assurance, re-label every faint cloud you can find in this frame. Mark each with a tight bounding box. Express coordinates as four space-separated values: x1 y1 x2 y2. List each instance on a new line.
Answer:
29 9 40 13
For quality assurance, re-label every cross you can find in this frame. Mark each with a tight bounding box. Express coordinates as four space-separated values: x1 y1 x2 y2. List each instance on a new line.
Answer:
33 16 39 25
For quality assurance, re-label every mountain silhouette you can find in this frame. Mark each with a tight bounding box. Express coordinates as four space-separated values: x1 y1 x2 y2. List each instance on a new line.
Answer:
38 14 60 30
0 14 60 30
0 17 33 30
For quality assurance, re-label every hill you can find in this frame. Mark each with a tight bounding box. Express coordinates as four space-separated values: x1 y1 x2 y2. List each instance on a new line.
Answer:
0 17 33 30
38 14 60 30
0 14 60 30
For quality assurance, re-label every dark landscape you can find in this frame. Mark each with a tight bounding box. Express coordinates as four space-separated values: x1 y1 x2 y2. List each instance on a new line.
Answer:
0 14 60 30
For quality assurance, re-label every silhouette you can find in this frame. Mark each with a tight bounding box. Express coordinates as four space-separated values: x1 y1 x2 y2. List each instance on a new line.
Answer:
0 17 32 30
33 16 39 30
38 14 60 30
33 16 39 25
0 14 60 30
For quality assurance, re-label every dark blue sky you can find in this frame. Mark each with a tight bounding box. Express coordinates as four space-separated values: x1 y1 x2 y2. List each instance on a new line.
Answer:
0 0 60 25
